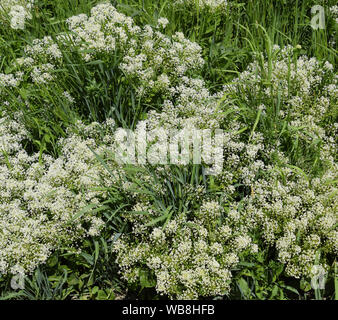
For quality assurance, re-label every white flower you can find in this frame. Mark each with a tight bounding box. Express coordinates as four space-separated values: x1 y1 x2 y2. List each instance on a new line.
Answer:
8 4 32 30
157 17 169 29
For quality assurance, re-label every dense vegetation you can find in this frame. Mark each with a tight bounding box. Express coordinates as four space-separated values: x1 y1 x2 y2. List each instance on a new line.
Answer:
0 0 337 300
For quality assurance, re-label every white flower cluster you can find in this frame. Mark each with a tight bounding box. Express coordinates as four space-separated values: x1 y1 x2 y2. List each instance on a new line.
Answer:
145 76 222 131
0 72 23 89
65 3 205 99
1 3 208 117
0 0 34 30
223 44 337 153
0 2 225 159
329 5 338 24
223 45 336 106
15 36 63 84
113 202 255 299
238 165 337 278
0 113 118 275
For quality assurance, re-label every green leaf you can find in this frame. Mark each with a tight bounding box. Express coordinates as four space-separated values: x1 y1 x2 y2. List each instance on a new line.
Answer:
47 254 58 268
237 278 251 299
81 253 94 266
139 270 156 288
300 278 312 292
270 285 279 299
280 284 299 295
